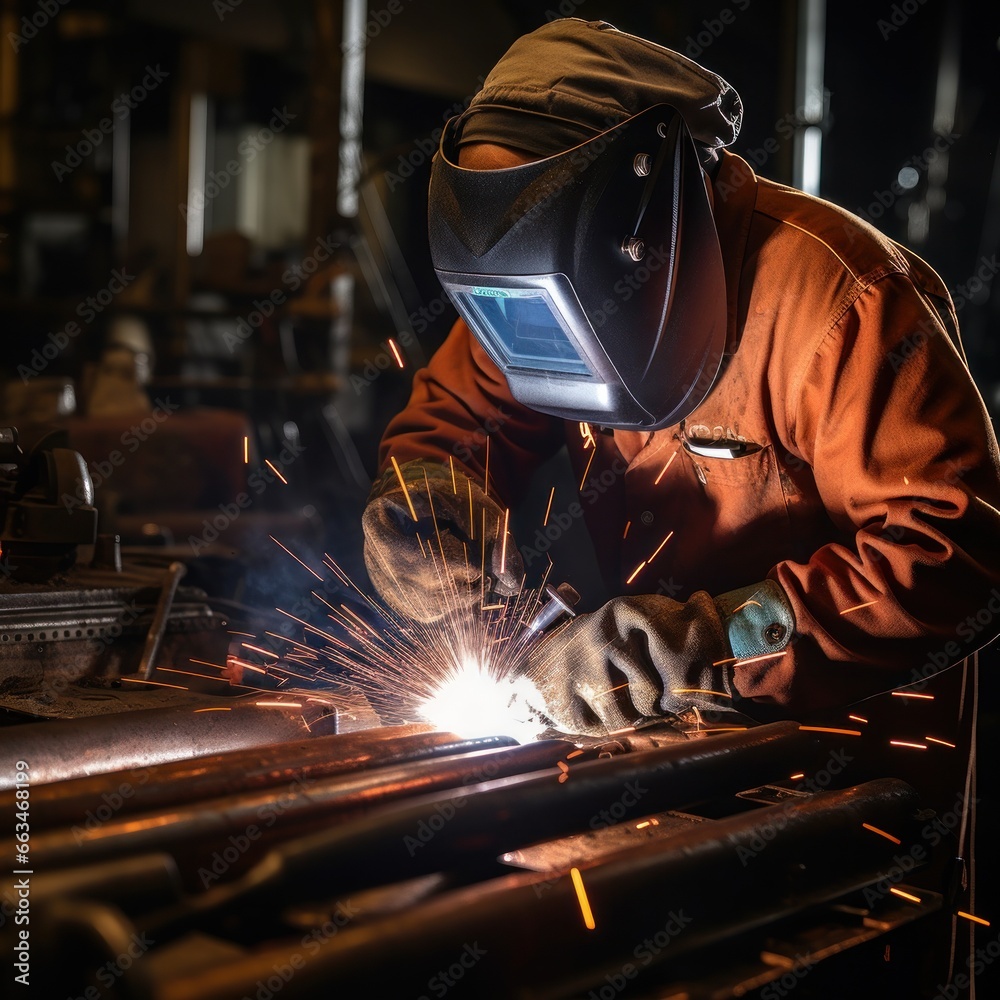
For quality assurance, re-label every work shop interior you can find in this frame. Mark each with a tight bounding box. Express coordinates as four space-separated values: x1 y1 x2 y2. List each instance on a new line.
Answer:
1 1 999 998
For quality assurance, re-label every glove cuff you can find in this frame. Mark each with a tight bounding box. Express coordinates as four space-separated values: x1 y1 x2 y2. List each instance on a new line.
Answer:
714 579 795 660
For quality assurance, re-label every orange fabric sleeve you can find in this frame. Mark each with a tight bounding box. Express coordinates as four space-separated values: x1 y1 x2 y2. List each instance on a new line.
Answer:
737 274 1000 708
377 318 565 503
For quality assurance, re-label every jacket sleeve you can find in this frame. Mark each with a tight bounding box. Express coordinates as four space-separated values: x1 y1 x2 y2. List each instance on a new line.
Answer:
737 274 1000 709
377 318 565 503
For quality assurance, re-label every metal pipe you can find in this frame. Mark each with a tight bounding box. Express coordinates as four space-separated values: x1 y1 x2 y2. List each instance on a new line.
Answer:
144 721 820 936
11 726 505 829
154 778 923 1000
17 739 577 882
0 698 341 789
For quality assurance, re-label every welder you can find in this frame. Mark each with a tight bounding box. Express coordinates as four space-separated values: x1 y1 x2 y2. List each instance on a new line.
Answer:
362 18 1000 735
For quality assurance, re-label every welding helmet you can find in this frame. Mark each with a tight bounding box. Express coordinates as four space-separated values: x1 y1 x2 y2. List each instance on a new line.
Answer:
427 103 728 430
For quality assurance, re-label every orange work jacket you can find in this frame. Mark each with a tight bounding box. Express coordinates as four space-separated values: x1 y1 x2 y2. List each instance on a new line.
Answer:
378 150 1000 712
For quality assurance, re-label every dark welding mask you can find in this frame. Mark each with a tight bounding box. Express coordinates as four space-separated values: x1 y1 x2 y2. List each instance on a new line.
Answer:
428 104 728 430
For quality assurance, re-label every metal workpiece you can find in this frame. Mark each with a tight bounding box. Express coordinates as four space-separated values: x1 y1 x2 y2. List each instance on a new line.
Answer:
153 778 924 1000
265 720 820 895
6 725 484 829
14 738 576 880
0 697 341 789
136 721 819 934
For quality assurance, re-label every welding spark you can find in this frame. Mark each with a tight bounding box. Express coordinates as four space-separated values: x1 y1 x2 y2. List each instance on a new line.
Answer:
653 449 678 485
543 487 555 527
388 338 405 368
579 448 597 490
839 599 880 615
862 822 902 845
889 887 922 904
926 736 956 748
958 911 991 927
891 691 934 700
570 867 597 930
799 726 862 737
265 460 288 485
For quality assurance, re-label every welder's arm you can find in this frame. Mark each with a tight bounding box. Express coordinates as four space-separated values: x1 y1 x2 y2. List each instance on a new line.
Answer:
747 275 1000 710
377 318 565 503
365 319 562 620
525 583 793 736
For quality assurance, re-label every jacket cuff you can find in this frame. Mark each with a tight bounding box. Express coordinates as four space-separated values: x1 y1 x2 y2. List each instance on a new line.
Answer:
714 579 795 660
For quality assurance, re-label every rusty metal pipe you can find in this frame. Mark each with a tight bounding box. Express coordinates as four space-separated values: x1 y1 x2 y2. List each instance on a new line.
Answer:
8 727 509 830
0 699 343 789
16 739 577 880
155 778 923 1000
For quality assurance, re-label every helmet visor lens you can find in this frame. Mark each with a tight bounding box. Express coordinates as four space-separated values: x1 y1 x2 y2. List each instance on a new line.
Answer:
448 282 593 377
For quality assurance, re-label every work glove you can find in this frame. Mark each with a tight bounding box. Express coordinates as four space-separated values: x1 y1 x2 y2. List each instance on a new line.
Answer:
524 580 794 736
362 459 523 623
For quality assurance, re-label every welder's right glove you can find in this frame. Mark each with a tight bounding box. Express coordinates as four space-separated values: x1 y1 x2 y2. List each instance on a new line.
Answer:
524 581 794 736
362 459 523 623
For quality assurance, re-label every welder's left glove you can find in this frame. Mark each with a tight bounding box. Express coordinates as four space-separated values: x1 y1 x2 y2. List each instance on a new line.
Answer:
363 459 523 623
524 581 794 736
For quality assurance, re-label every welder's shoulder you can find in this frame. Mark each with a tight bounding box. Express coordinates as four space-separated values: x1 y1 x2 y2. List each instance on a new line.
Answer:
751 176 948 303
